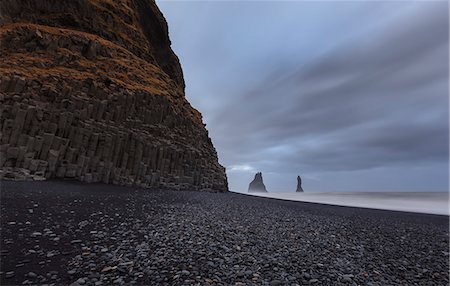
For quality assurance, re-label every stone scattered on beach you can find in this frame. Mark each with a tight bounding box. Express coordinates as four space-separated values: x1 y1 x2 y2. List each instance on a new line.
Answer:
248 172 268 192
1 173 449 286
296 175 304 192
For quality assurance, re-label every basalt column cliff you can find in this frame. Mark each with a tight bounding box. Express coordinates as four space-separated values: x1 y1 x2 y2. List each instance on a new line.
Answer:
0 0 228 191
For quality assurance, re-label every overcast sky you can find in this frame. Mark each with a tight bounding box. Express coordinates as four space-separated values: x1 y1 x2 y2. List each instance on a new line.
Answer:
157 1 449 192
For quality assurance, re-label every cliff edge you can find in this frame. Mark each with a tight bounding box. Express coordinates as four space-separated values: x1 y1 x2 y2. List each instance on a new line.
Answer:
0 0 228 191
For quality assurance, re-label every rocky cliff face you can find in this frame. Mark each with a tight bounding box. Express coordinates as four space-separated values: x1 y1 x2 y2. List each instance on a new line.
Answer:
248 172 267 193
0 0 228 192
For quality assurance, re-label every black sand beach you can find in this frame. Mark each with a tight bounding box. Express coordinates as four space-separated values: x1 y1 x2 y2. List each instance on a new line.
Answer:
1 181 448 285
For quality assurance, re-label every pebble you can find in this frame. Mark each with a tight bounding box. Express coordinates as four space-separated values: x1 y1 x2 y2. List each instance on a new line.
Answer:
5 271 15 278
27 272 37 278
2 181 449 286
342 274 354 283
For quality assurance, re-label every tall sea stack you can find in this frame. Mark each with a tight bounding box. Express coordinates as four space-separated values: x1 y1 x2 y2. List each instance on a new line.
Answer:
248 172 267 192
296 175 304 192
0 0 228 192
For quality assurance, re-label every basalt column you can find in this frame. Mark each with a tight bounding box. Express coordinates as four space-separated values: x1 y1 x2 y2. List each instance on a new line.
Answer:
0 0 228 192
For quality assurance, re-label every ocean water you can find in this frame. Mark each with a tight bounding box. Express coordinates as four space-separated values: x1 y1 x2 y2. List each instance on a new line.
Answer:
234 191 449 215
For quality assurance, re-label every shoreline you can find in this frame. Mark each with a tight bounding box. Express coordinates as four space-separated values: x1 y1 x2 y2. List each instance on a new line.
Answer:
1 180 448 285
235 191 449 216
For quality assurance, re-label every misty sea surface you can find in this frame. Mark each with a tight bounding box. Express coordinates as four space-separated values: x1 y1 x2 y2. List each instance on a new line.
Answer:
234 191 449 215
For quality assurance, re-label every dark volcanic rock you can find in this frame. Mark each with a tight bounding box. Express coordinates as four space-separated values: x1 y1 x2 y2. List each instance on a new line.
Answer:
296 175 304 192
1 181 449 286
248 172 267 192
0 0 227 191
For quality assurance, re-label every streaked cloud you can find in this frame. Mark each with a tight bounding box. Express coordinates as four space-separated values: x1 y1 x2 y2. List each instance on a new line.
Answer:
158 1 448 192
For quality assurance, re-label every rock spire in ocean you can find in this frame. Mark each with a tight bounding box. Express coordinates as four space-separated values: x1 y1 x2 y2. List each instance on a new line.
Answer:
296 175 304 192
248 172 267 192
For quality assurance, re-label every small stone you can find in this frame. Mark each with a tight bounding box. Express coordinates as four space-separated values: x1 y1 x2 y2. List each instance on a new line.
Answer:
71 240 82 244
309 279 319 284
5 271 15 278
181 270 190 276
270 280 282 286
76 278 86 284
101 266 113 272
46 252 56 258
28 209 34 214
27 272 37 278
341 274 354 283
67 269 76 275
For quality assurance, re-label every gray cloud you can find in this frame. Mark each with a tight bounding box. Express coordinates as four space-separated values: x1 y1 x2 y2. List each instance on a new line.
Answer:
158 1 449 191
210 2 448 187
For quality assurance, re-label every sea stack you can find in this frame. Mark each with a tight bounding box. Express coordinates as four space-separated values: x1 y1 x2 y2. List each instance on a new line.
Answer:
296 175 304 192
248 172 267 192
0 0 228 192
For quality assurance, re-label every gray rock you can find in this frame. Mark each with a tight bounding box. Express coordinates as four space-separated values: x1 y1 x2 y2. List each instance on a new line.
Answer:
341 274 354 283
248 172 268 192
296 175 304 192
